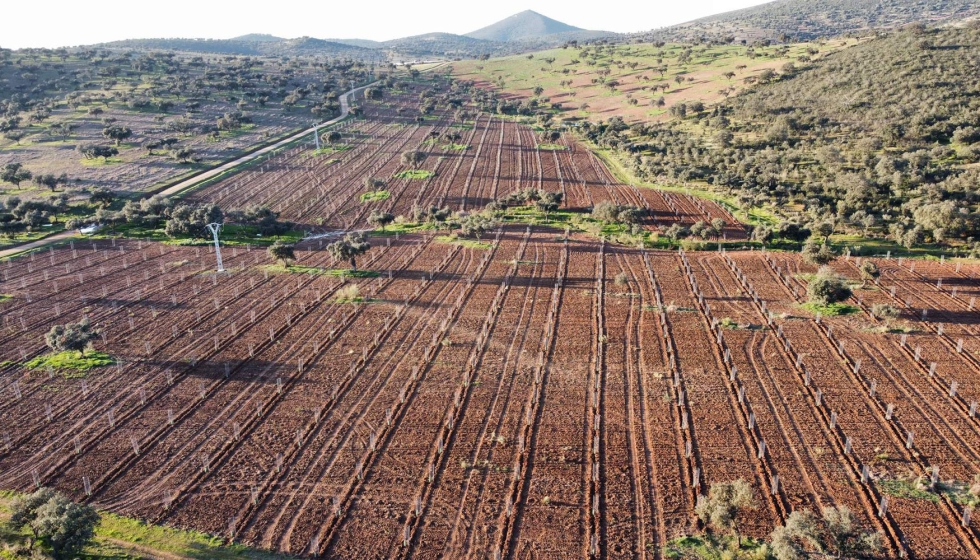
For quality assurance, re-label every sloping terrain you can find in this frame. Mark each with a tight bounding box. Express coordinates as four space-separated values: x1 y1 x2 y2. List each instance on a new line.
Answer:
452 38 851 124
639 0 980 42
608 25 980 246
8 76 980 560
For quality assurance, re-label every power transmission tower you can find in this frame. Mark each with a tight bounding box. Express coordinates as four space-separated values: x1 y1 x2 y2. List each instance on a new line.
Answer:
314 123 320 150
205 223 224 272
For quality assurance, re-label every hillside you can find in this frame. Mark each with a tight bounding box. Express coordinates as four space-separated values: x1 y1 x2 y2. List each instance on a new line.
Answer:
466 10 584 42
326 38 385 49
452 38 854 124
230 33 284 42
380 32 499 58
604 25 980 247
640 0 980 43
97 36 376 59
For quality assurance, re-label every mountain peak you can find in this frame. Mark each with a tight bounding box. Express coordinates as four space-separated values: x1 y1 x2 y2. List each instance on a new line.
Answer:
465 10 584 42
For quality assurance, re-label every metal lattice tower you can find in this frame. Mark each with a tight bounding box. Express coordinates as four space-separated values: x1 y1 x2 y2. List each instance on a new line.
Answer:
314 123 320 150
205 223 224 272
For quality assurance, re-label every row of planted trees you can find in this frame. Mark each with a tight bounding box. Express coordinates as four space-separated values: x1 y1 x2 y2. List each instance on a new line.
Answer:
267 232 372 272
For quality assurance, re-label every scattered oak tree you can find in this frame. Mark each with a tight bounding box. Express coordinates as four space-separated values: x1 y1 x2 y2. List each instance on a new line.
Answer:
1 163 32 187
101 125 132 146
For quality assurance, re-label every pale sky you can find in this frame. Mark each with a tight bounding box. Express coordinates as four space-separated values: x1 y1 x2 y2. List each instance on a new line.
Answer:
3 0 774 49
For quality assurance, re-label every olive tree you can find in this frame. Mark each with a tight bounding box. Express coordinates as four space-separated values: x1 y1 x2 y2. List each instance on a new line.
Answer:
807 266 852 306
695 479 756 546
534 191 563 219
367 210 394 232
10 489 100 560
267 242 296 266
45 318 98 356
858 261 880 286
459 214 496 239
770 506 881 560
89 187 116 209
328 232 371 272
400 150 426 169
364 177 386 191
801 239 836 266
164 203 223 238
591 201 644 225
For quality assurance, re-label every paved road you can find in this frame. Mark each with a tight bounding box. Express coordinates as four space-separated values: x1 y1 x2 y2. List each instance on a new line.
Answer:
0 81 377 260
0 230 75 259
157 81 375 198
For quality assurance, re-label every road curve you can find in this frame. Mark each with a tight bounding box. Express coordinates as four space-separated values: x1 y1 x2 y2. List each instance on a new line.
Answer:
0 81 378 260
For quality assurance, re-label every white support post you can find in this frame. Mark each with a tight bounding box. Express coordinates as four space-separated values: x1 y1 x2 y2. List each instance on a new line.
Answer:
205 223 224 272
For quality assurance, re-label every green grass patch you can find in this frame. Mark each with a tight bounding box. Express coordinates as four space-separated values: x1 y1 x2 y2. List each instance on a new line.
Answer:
798 301 860 317
24 350 114 377
395 169 435 180
97 222 304 247
537 144 567 151
0 224 68 249
0 294 11 303
830 234 975 261
94 510 290 560
435 235 494 249
79 157 124 167
0 491 290 560
360 190 391 203
719 317 739 329
592 146 780 227
442 143 470 151
879 477 940 503
312 144 352 156
369 221 433 236
260 264 379 278
665 535 767 559
261 264 328 275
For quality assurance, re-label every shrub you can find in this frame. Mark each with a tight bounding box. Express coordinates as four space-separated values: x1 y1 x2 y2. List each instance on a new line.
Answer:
335 283 361 302
859 260 880 284
871 303 900 321
45 318 98 357
695 479 756 546
267 242 296 266
801 239 836 265
9 488 100 560
807 266 852 306
591 201 645 225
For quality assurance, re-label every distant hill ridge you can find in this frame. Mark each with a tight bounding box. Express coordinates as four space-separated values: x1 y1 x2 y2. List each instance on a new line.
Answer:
466 10 583 42
91 10 615 59
640 0 980 42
